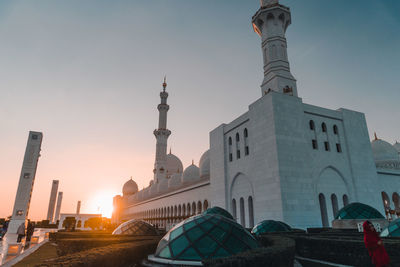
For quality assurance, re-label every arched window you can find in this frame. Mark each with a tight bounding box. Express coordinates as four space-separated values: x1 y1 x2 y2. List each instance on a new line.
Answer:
203 200 209 211
342 194 349 207
197 201 202 214
182 204 186 217
244 128 249 156
382 191 391 211
319 193 329 227
232 199 237 221
393 193 400 211
331 194 339 217
192 202 196 215
322 123 327 132
333 125 338 135
178 205 181 217
228 137 233 162
187 203 191 217
309 120 315 130
248 196 254 228
236 133 241 159
240 198 245 227
167 207 170 217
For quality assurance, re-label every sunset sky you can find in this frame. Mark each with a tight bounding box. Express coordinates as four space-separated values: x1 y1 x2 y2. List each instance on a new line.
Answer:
0 0 399 220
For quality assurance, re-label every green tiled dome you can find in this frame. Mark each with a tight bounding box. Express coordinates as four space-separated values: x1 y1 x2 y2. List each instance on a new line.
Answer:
334 202 384 220
203 206 234 220
112 219 158 235
154 213 259 262
381 218 400 237
251 220 291 236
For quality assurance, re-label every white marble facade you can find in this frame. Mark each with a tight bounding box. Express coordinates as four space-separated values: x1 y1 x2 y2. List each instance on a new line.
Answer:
113 0 400 230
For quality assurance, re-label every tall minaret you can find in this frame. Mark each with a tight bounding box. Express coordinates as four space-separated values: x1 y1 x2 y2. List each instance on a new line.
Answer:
153 77 171 183
252 0 298 96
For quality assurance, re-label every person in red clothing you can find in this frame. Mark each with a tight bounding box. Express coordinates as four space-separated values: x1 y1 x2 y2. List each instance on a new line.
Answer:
363 221 390 267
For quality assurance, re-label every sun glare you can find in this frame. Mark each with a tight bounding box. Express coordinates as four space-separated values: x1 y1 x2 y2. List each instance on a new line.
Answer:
88 191 115 218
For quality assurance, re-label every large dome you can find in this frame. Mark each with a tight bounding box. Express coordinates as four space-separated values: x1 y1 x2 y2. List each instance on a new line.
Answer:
182 163 200 184
150 213 259 263
112 219 159 236
203 207 234 220
335 202 384 220
251 220 292 236
168 173 182 190
166 153 183 178
199 150 210 179
122 178 138 196
371 138 399 162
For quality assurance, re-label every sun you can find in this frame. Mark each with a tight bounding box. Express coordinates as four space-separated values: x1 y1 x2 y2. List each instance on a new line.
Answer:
88 191 115 218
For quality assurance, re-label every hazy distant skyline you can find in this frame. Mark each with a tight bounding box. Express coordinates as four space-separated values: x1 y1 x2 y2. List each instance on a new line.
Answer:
1 0 399 220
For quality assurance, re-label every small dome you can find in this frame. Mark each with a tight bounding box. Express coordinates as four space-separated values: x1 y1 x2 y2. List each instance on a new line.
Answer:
168 173 182 189
335 202 384 220
381 218 400 237
203 207 234 220
251 220 291 236
199 150 210 179
112 219 159 236
371 138 399 162
166 153 183 178
151 213 259 263
157 178 169 193
182 163 200 184
122 178 138 196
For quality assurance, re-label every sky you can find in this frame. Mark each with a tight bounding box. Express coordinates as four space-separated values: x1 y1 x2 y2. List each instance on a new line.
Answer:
0 0 399 220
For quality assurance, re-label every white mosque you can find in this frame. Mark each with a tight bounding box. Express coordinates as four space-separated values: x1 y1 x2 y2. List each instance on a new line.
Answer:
112 0 400 230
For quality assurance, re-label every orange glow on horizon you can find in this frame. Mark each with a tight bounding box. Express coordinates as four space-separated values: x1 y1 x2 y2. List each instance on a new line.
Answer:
87 191 115 218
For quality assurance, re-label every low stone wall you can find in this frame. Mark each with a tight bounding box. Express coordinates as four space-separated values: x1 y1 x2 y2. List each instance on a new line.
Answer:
203 235 295 267
290 233 400 267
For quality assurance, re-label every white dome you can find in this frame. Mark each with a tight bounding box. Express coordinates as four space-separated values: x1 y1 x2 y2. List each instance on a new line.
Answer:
157 178 169 193
122 178 138 196
371 138 399 162
199 150 210 179
182 163 200 184
166 153 183 178
168 173 182 189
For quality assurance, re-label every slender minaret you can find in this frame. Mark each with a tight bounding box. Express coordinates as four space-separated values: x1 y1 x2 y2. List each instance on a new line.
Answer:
76 201 81 214
7 131 43 237
46 180 59 221
153 77 171 183
54 192 63 222
252 0 298 96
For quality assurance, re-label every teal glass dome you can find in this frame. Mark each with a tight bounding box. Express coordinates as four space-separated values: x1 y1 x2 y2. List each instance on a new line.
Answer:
334 202 385 220
153 214 259 263
381 218 400 237
112 219 159 235
203 207 234 220
251 220 291 236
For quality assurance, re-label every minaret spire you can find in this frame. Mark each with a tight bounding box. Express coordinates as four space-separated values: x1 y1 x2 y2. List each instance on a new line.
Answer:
252 0 297 97
153 77 171 183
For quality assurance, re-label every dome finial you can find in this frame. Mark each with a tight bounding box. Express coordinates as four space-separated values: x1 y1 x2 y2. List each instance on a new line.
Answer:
162 75 167 92
374 132 378 141
260 0 278 7
192 159 194 165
